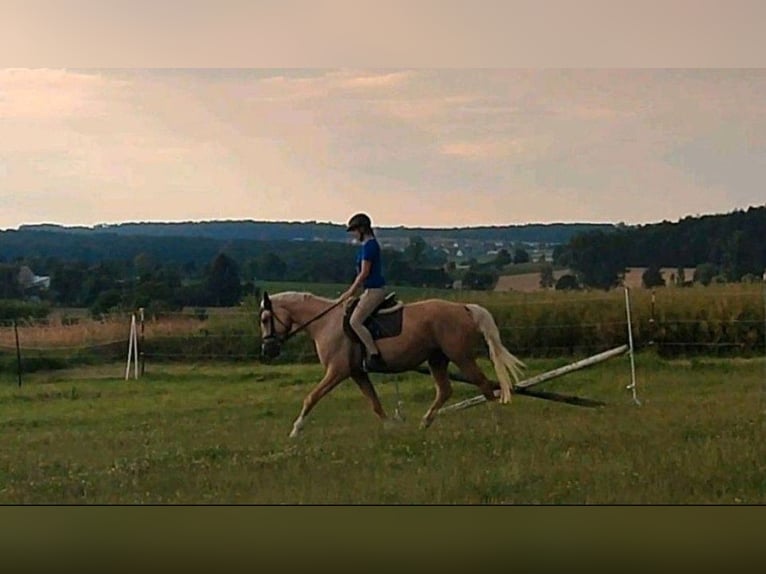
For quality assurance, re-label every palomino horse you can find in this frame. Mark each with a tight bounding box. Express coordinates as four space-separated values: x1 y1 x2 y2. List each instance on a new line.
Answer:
259 291 525 438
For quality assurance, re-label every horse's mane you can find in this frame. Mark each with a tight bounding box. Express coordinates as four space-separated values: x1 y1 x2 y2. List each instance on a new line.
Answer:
271 291 336 305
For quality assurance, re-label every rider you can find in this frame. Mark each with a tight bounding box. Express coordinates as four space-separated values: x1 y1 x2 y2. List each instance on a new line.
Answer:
340 212 388 372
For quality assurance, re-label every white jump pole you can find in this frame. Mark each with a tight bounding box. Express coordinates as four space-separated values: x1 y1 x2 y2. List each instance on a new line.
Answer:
440 344 630 414
624 286 640 405
516 345 629 389
133 312 139 379
125 314 138 380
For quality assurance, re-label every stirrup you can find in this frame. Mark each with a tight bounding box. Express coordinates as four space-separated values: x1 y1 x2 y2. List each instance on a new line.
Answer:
363 354 388 373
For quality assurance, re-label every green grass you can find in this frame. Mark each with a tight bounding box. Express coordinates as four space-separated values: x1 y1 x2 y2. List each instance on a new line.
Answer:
1 352 764 504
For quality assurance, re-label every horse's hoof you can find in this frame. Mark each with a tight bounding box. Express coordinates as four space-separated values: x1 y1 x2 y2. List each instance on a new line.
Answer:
289 429 300 439
419 419 433 430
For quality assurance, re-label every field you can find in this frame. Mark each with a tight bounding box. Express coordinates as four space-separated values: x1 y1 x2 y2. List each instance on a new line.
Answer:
1 352 764 504
494 267 697 292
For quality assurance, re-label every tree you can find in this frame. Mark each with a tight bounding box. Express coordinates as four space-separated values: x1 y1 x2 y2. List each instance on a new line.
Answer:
463 268 497 290
693 263 717 286
133 252 156 281
50 262 87 305
404 236 428 266
555 274 580 291
130 264 184 312
495 249 512 268
539 263 555 289
512 247 530 264
206 253 242 306
82 262 122 306
0 264 22 299
642 266 665 288
565 230 626 290
551 244 567 265
90 289 122 317
259 253 287 280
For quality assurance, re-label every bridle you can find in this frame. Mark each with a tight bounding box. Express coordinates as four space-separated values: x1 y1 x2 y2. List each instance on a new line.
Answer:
261 292 345 347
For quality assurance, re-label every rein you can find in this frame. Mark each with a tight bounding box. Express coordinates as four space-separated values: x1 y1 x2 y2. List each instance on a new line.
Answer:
265 298 345 343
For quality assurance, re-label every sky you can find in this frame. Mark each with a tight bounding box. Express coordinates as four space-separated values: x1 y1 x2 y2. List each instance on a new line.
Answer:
1 3 765 230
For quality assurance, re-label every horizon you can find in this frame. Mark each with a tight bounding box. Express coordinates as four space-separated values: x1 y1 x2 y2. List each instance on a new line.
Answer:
6 217 616 231
6 201 764 233
3 69 765 230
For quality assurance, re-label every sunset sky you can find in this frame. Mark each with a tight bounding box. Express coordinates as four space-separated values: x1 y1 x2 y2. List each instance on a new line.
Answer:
1 4 765 230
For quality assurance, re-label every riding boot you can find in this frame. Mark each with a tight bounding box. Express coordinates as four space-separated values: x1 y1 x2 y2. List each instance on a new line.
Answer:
363 353 388 373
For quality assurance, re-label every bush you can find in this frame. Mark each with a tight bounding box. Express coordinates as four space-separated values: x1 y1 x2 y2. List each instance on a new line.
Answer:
0 299 51 322
555 274 580 291
642 266 665 288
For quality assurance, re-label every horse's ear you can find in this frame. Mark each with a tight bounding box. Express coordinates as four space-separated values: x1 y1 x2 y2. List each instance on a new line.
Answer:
262 291 271 310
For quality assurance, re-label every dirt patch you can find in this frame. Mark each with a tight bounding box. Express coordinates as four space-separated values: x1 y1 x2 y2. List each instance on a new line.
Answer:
495 269 571 292
495 267 697 292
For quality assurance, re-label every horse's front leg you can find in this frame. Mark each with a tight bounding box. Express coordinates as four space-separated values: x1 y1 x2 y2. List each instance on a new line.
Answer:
290 369 346 438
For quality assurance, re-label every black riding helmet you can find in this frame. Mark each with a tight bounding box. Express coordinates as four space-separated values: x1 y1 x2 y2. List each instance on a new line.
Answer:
346 212 372 232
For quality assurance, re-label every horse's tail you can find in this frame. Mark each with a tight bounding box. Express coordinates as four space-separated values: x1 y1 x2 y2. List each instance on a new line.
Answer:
466 304 526 404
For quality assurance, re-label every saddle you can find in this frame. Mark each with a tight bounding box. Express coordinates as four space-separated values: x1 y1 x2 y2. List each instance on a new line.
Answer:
342 292 404 343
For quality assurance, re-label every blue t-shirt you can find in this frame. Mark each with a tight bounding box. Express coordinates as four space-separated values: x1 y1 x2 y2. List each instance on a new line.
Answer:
356 238 385 288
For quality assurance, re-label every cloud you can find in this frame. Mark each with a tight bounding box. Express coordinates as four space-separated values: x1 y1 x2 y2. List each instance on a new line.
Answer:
338 71 414 89
439 138 549 160
255 70 416 102
0 68 127 119
2 68 766 228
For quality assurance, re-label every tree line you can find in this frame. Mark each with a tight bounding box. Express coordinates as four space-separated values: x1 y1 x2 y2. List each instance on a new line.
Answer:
0 232 455 316
555 205 766 289
22 220 611 245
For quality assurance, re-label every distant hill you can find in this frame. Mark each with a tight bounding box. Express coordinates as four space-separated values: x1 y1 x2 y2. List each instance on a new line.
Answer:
19 220 614 245
0 228 354 268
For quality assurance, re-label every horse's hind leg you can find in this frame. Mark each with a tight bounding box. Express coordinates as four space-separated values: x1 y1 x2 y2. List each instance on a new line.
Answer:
351 373 387 421
290 369 345 438
454 358 497 402
421 352 453 429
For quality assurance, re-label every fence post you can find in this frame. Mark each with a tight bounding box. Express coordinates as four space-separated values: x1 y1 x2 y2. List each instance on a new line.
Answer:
13 320 22 388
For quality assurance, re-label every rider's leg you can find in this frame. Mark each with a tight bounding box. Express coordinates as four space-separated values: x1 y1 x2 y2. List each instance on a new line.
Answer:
349 288 387 369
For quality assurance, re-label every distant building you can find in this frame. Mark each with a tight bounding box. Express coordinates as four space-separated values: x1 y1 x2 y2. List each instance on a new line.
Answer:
18 266 51 290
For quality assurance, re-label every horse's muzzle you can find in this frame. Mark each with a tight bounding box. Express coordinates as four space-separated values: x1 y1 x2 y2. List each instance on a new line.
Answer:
261 338 281 359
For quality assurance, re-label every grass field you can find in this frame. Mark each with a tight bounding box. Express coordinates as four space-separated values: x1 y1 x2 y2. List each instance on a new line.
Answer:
1 352 764 504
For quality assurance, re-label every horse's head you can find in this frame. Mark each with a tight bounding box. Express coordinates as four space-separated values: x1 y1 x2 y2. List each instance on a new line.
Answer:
259 291 292 359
